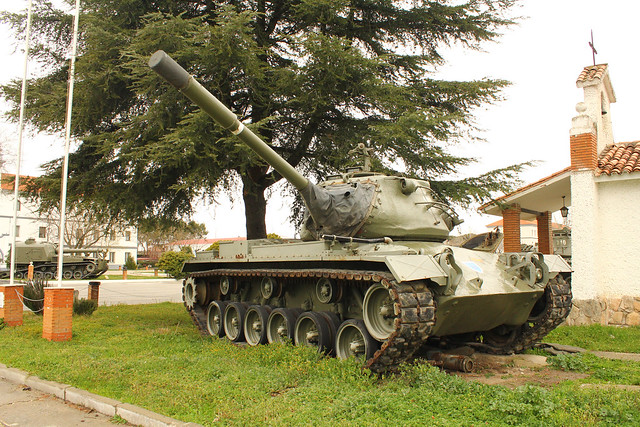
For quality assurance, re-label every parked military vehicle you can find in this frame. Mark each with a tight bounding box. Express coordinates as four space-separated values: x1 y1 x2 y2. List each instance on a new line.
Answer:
149 51 573 372
0 239 108 280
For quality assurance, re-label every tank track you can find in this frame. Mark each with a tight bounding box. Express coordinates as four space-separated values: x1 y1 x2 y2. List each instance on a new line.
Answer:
183 268 436 373
482 275 572 354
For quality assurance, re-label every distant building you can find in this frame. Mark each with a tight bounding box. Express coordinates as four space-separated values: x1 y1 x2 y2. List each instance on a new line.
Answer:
484 219 565 251
0 174 137 268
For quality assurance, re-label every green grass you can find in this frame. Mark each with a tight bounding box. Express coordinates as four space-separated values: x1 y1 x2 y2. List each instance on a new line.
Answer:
1 304 639 426
546 324 640 353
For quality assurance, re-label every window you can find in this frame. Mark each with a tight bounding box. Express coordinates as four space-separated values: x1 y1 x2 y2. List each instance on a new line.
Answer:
125 231 131 241
108 252 115 263
39 227 47 239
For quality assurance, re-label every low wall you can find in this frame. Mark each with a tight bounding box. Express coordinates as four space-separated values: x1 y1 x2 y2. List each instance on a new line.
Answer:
565 297 640 326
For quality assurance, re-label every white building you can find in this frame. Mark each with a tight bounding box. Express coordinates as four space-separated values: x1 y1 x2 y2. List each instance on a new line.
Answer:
484 219 564 250
480 63 640 326
0 174 138 268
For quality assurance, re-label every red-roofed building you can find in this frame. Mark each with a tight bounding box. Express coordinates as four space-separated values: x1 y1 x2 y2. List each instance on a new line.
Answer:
480 63 640 327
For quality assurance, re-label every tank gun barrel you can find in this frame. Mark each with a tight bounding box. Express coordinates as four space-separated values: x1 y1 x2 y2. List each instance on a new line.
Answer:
148 50 309 191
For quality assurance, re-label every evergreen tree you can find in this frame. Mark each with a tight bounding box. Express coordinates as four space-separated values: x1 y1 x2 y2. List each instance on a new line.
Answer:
1 0 526 238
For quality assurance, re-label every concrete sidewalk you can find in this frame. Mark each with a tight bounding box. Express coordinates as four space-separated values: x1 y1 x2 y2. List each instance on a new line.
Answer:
0 364 201 427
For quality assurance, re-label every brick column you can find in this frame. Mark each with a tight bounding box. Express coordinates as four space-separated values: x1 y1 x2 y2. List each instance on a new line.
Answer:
0 285 24 326
536 211 553 254
570 131 598 170
43 288 74 342
88 281 100 303
502 205 521 253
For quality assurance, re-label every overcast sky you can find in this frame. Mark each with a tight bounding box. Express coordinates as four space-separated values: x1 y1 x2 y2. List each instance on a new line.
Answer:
1 0 637 238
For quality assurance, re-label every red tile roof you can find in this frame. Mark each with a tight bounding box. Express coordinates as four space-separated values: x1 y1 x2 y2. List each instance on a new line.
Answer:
597 141 640 176
0 174 34 191
576 64 608 83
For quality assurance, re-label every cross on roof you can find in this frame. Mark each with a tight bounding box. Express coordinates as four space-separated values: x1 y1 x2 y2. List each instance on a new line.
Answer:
588 30 598 66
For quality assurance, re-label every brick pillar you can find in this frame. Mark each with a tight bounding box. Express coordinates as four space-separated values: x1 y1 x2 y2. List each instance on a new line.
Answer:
570 131 598 170
43 288 74 342
0 285 24 326
502 205 521 253
88 281 100 303
536 211 553 254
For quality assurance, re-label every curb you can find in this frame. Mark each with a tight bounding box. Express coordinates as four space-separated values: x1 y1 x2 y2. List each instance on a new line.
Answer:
0 365 202 427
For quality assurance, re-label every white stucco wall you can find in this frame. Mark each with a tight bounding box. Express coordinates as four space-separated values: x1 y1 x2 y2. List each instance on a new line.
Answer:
595 177 640 297
570 170 599 300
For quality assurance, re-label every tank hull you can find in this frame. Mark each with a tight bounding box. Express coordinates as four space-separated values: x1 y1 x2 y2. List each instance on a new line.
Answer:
180 239 572 372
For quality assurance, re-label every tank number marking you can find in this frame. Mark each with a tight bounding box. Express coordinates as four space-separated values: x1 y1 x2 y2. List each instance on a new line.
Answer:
463 261 483 273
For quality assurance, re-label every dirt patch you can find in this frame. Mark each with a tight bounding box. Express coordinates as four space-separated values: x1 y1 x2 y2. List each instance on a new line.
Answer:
451 354 589 388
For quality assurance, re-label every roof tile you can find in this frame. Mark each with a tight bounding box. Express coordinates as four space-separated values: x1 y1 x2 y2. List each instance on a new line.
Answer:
576 64 608 83
597 141 640 176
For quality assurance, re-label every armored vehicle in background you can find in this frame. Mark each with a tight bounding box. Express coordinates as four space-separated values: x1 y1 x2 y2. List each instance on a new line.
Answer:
1 239 108 280
150 51 573 372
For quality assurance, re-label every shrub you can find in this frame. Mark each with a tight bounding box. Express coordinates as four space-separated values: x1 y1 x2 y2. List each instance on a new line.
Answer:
73 298 98 316
124 254 137 271
156 249 194 279
22 278 48 315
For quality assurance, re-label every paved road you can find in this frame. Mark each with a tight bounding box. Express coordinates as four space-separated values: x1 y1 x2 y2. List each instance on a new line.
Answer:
63 279 183 306
0 378 114 427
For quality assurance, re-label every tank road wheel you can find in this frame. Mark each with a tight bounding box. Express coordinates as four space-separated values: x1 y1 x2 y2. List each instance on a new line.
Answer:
363 283 396 341
15 272 24 279
220 276 236 296
63 270 73 280
294 312 333 353
85 263 96 273
44 271 54 281
183 278 197 309
73 270 83 280
260 277 281 299
336 319 378 361
34 270 44 279
267 308 303 344
315 278 342 304
244 305 272 345
482 275 572 354
224 302 248 342
206 301 229 337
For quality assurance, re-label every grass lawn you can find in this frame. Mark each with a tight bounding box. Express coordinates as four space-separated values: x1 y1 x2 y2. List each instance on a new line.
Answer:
1 303 639 426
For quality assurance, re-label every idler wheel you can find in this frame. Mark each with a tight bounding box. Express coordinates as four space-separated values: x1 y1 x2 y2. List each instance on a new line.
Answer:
363 283 396 341
206 300 229 337
224 302 248 342
244 305 272 345
267 308 303 344
335 319 378 361
85 263 96 273
294 311 333 353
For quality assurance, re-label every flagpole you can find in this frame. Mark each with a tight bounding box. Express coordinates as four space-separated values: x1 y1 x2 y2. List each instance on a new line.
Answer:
9 0 33 286
56 0 81 287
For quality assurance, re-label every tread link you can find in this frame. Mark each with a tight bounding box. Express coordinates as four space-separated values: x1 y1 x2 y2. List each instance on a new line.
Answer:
182 268 436 373
483 275 572 354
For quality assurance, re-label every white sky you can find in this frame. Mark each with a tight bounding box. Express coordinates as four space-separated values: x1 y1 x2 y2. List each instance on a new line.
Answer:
1 0 638 238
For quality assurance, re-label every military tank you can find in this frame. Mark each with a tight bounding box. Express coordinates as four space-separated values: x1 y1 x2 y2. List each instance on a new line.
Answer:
149 51 572 372
1 239 108 280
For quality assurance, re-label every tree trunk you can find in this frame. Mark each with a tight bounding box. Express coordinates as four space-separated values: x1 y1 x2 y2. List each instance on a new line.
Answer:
242 178 268 239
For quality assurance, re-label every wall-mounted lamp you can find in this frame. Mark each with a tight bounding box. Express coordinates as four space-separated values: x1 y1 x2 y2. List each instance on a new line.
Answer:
560 196 569 221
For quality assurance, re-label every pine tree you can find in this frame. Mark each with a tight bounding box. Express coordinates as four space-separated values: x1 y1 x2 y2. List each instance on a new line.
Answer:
1 0 525 238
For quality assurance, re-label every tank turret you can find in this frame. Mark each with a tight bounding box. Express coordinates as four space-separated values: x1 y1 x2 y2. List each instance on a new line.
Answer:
149 50 461 241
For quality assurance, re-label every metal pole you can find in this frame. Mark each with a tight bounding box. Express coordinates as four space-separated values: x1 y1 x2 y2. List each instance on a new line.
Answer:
9 0 33 286
56 0 81 287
